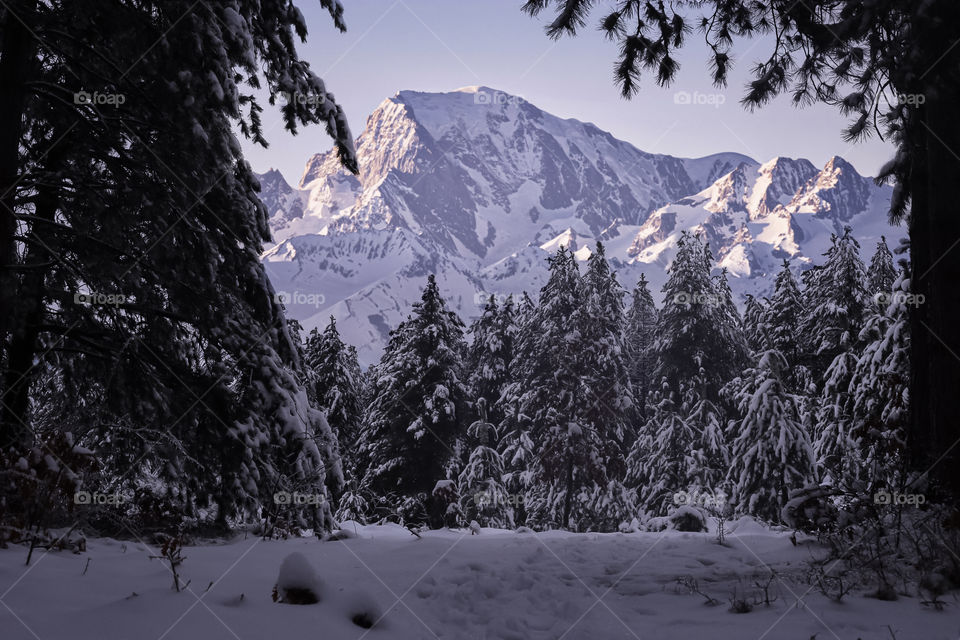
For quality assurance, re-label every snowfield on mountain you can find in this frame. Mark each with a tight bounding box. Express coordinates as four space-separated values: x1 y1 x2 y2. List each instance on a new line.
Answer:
257 87 901 364
1 522 953 640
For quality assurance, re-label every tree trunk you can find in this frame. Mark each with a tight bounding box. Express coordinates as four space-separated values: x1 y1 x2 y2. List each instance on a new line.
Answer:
909 91 960 500
0 1 37 448
1 148 62 442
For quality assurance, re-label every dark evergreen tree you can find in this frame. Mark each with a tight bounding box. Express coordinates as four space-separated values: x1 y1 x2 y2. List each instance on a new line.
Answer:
727 351 815 522
0 0 357 532
682 372 729 494
626 379 695 516
813 350 859 486
466 295 516 429
800 228 869 382
503 247 620 530
576 242 633 463
742 294 768 354
655 232 746 400
458 403 512 528
359 275 468 526
306 318 362 446
867 236 898 304
624 274 658 420
305 317 362 508
765 260 806 390
712 267 751 370
847 268 911 493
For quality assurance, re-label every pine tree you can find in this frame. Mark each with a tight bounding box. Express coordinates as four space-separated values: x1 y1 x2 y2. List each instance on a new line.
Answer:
765 260 806 388
813 350 859 486
0 0 357 531
742 294 768 353
682 373 729 493
866 236 897 302
800 228 869 381
576 242 633 468
306 317 362 447
466 296 516 429
727 351 815 522
627 379 696 516
304 317 362 507
847 268 911 492
625 274 658 420
503 247 618 530
655 232 747 400
359 275 468 527
712 267 751 369
458 403 512 528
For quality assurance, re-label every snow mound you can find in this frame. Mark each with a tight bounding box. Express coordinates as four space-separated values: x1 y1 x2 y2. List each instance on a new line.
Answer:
274 552 321 604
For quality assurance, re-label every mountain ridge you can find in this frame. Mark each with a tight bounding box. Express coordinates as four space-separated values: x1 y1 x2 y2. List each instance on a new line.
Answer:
258 87 900 364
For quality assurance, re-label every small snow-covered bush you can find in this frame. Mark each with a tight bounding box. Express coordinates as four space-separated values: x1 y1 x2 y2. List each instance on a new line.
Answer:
780 484 839 534
646 506 708 532
273 552 321 604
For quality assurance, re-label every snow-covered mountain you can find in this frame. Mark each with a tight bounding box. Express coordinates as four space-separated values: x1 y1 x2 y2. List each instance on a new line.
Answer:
259 87 900 364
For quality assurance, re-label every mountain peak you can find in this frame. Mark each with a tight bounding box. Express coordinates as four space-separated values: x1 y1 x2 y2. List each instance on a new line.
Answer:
257 91 897 362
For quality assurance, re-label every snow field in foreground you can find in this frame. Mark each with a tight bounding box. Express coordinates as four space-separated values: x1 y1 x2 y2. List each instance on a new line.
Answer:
0 520 955 640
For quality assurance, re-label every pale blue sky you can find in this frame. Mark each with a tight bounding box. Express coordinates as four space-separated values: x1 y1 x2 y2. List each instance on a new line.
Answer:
242 0 894 184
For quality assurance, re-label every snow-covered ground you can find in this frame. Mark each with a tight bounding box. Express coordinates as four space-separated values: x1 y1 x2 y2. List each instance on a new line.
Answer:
1 520 954 640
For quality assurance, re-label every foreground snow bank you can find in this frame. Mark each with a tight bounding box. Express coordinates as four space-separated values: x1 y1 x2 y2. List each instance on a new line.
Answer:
0 524 953 639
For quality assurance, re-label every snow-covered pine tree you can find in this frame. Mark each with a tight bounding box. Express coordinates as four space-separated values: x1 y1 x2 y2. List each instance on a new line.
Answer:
0 0 357 533
866 236 898 303
466 295 516 429
503 247 617 530
503 247 584 529
625 274 658 420
846 267 911 492
812 350 859 486
800 227 869 382
572 243 634 528
498 295 537 527
712 267 751 370
359 275 468 527
727 351 815 522
627 379 696 516
304 317 362 508
655 232 747 400
577 243 633 465
742 294 768 354
682 372 729 494
765 260 807 388
458 401 512 528
305 318 362 448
